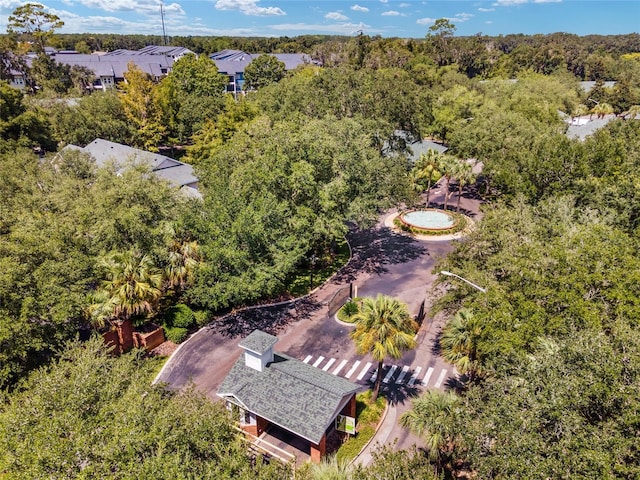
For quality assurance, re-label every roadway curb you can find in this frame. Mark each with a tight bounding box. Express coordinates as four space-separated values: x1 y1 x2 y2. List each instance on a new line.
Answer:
350 399 394 468
152 235 354 385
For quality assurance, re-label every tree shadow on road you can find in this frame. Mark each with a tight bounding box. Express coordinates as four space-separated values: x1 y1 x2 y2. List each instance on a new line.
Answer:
380 382 421 406
334 227 428 282
207 297 322 339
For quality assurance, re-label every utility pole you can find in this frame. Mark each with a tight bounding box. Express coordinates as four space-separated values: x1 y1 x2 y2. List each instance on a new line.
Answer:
160 3 168 46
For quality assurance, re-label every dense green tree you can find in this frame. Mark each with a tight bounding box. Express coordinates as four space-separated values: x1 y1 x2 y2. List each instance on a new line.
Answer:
455 328 640 478
243 54 286 90
0 338 290 479
49 89 133 146
0 81 54 153
350 294 417 401
187 115 409 310
0 148 190 388
119 63 166 151
158 53 227 143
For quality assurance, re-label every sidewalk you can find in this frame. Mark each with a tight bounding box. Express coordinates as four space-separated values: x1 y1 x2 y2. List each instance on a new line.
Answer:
352 400 398 467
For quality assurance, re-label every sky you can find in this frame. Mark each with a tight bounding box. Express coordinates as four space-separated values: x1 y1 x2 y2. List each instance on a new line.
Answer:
0 0 638 39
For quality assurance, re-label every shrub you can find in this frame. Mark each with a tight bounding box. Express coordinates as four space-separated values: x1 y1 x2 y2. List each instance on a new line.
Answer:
193 309 211 327
165 326 188 344
337 299 360 323
164 304 195 329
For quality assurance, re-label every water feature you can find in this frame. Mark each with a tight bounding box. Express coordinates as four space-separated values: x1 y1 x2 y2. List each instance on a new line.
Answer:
399 209 456 231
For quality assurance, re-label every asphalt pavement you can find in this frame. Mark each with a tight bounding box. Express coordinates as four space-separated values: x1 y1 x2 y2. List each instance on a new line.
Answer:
154 177 483 465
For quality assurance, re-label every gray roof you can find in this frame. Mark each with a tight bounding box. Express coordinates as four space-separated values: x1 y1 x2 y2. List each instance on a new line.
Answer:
54 53 173 79
218 340 359 444
77 139 199 190
579 81 616 92
239 330 278 354
137 45 194 57
408 140 448 161
565 115 616 141
210 50 313 74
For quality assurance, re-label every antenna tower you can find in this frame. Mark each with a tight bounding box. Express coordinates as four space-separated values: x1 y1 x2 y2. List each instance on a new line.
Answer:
160 3 168 46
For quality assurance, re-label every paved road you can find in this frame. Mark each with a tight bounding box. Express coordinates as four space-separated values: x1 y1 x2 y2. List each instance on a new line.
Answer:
156 176 483 458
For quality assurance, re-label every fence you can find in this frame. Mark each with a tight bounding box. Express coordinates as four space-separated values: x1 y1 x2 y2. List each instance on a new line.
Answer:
327 283 353 316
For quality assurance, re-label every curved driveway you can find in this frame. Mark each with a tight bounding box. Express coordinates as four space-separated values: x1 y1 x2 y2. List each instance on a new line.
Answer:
156 179 483 456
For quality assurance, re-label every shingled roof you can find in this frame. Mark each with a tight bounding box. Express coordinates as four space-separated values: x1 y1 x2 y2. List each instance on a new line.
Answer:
218 332 360 445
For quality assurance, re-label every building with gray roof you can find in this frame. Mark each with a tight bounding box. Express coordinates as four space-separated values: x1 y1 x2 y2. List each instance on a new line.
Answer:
209 50 314 95
218 330 359 462
67 139 200 198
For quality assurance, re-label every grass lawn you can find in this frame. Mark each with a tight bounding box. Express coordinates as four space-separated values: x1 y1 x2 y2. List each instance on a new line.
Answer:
335 391 387 463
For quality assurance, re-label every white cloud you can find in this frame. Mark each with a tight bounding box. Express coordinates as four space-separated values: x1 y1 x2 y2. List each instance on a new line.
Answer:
478 7 495 12
416 17 436 25
326 11 348 20
379 0 388 3
269 21 371 35
451 12 474 22
215 0 285 16
492 0 528 5
0 0 22 9
67 0 183 15
381 10 401 16
534 0 561 3
486 20 493 24
398 3 410 7
351 4 369 12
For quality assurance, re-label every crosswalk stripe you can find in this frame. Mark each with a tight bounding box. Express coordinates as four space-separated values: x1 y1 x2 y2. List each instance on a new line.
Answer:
333 359 348 376
322 358 336 371
312 356 325 368
303 355 313 364
407 366 422 386
345 360 361 379
357 362 373 381
383 365 398 384
396 365 410 384
422 367 434 386
434 369 448 388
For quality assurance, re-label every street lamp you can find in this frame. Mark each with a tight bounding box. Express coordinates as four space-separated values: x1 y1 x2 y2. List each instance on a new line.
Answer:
440 270 486 293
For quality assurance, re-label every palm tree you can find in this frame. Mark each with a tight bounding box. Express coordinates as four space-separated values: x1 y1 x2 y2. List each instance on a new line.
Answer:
308 455 351 479
622 104 640 120
439 154 459 212
454 161 474 213
400 390 460 474
571 103 589 122
98 250 163 324
591 102 614 119
350 294 418 401
165 240 200 295
415 149 443 208
439 308 483 382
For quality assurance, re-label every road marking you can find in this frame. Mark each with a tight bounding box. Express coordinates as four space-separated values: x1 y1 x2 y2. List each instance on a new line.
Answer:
395 365 410 384
422 367 434 386
434 369 448 388
357 362 373 381
303 355 313 364
370 366 379 383
383 365 398 384
322 358 336 371
333 359 348 376
345 360 361 379
312 356 325 368
407 366 422 386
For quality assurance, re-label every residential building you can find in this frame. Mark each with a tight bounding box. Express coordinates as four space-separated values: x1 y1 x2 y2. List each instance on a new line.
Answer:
210 50 314 95
62 139 201 199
